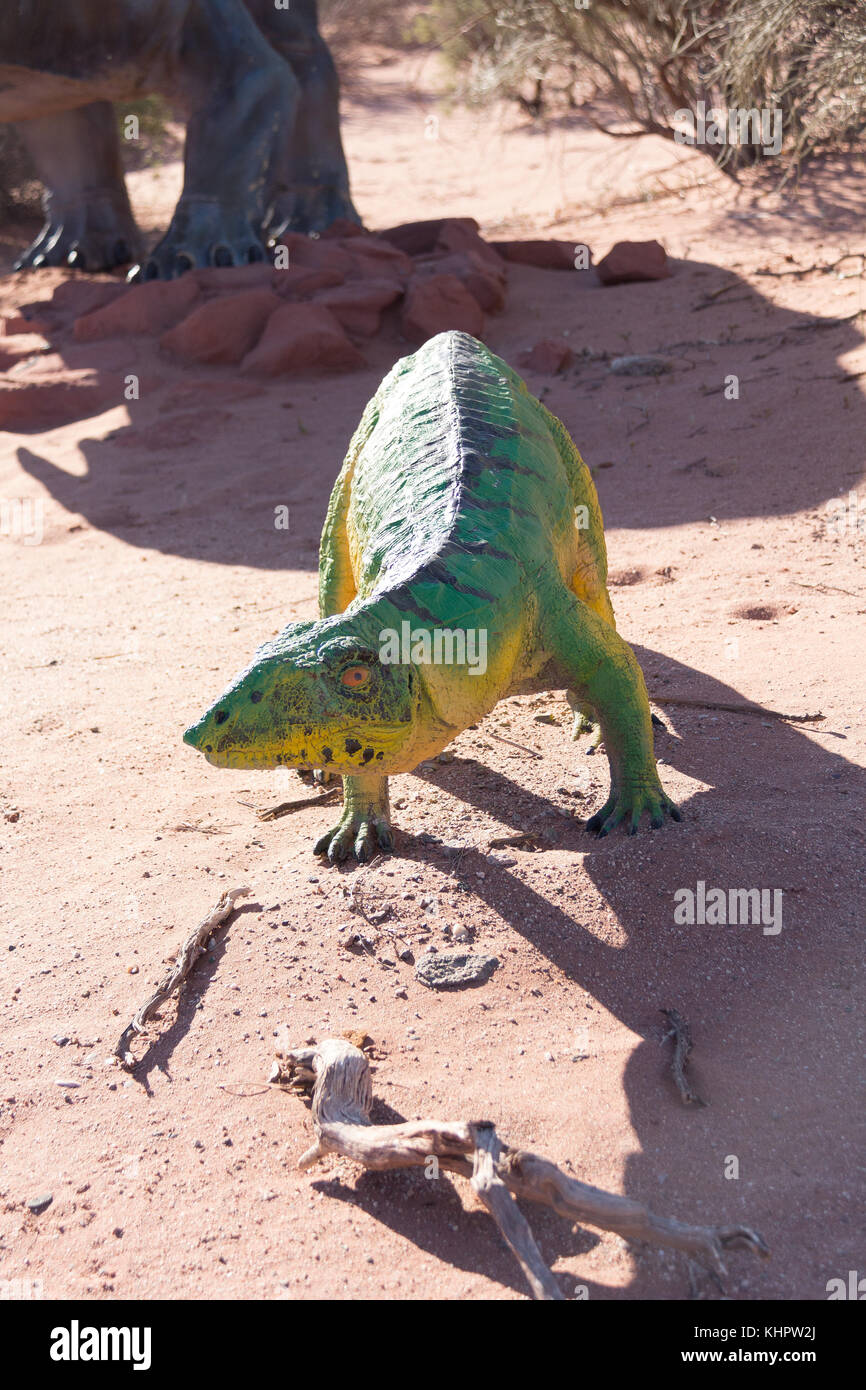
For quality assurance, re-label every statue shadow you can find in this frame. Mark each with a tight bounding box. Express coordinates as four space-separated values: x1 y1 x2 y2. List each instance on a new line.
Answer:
10 246 866 565
123 901 262 1095
383 646 862 1297
311 1092 600 1300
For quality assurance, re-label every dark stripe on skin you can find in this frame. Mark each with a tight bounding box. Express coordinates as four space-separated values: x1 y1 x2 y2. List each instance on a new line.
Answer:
380 588 444 626
423 559 496 602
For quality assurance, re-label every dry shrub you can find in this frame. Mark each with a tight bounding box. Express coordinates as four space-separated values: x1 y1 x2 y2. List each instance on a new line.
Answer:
418 1 866 173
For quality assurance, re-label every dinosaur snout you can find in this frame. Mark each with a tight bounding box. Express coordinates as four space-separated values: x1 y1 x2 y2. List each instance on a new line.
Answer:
183 705 231 761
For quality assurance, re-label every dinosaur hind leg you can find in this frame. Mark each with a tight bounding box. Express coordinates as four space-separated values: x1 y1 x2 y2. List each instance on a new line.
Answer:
545 588 680 835
566 688 604 752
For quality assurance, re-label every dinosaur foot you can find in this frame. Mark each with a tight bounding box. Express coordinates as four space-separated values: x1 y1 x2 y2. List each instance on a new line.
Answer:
130 199 267 281
266 183 362 238
14 194 142 272
314 809 393 864
586 780 682 837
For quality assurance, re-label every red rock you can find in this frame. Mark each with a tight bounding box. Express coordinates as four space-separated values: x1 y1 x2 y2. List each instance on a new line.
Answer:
596 239 669 285
401 274 485 343
159 289 280 364
3 314 54 337
271 265 345 299
0 370 122 430
49 278 128 318
274 233 355 276
413 251 506 314
518 339 574 375
378 217 479 257
321 218 366 239
315 279 403 336
193 262 274 292
378 219 451 256
74 278 200 342
434 218 505 271
240 303 364 376
491 239 583 271
346 237 414 282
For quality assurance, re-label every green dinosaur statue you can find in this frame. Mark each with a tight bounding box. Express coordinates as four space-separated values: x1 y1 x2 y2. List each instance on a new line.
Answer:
184 331 680 860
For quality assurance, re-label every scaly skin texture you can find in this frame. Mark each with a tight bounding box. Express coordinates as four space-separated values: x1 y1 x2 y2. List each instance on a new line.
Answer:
184 331 680 860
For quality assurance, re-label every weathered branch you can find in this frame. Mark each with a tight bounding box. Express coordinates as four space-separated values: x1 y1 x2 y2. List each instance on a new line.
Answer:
661 1007 705 1107
114 886 250 1068
274 1038 768 1300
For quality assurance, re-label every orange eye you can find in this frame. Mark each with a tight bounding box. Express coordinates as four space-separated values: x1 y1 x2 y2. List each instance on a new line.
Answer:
341 665 370 688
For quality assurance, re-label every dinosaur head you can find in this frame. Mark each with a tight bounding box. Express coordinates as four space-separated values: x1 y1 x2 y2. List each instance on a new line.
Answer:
183 617 419 775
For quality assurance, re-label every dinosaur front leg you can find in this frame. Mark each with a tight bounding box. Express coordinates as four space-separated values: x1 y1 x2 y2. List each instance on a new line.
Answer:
547 593 680 835
133 5 299 280
314 773 392 863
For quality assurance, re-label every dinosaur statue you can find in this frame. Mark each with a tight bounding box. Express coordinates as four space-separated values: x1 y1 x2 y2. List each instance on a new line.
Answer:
0 0 358 279
184 331 680 861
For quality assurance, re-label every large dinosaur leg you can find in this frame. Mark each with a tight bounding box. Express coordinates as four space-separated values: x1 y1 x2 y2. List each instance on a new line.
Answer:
544 588 680 835
135 0 299 280
248 0 360 234
13 104 142 271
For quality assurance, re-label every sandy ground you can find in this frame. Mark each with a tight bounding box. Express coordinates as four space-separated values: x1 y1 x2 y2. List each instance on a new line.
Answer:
1 51 864 1301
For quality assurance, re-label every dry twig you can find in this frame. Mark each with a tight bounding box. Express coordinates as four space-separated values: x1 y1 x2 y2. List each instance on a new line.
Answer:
661 1008 705 1107
257 787 341 820
114 886 250 1068
273 1037 768 1300
650 695 824 723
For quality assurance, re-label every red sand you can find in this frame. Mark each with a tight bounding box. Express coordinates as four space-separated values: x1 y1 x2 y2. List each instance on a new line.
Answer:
0 51 863 1300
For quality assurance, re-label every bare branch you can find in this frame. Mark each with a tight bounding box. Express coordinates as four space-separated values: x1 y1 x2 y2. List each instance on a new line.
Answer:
275 1037 769 1299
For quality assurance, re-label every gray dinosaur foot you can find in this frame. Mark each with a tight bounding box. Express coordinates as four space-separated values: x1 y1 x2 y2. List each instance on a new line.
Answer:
268 183 361 237
14 195 141 272
131 198 267 281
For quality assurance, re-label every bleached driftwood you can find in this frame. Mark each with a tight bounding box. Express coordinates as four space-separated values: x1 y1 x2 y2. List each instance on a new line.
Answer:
274 1038 769 1301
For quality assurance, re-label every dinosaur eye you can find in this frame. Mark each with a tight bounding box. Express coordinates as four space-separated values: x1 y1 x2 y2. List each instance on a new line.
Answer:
341 664 370 688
